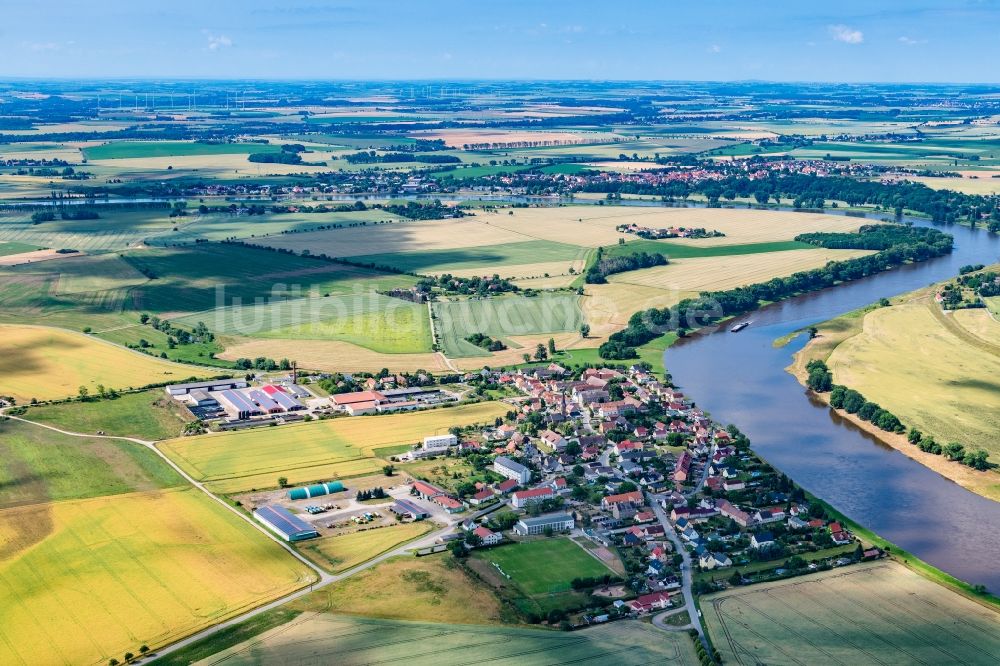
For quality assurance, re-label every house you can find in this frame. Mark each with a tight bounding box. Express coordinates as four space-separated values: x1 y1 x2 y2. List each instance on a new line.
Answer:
494 456 532 484
830 522 853 545
601 490 644 510
539 430 567 450
436 496 465 513
511 487 554 508
628 591 671 614
634 510 656 523
496 478 519 494
471 526 502 547
513 512 575 536
411 480 446 500
751 532 776 549
716 499 752 528
423 434 458 451
699 552 733 570
468 488 495 506
673 451 692 482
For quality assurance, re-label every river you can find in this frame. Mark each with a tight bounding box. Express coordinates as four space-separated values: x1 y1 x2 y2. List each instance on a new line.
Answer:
665 215 1000 592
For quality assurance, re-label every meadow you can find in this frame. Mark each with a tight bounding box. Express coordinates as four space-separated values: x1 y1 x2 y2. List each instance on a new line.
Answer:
82 141 282 160
433 294 584 357
0 487 315 666
703 561 1000 665
0 325 206 402
472 538 614 597
826 298 1000 459
297 522 433 573
20 389 193 441
190 613 698 666
290 554 505 624
158 402 509 493
0 418 182 509
0 240 42 256
350 239 587 276
0 208 178 252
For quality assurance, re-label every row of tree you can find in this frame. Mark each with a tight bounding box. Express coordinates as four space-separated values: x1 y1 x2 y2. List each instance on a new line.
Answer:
584 248 667 284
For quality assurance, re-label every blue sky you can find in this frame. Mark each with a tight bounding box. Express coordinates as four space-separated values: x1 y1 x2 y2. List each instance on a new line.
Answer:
5 0 1000 81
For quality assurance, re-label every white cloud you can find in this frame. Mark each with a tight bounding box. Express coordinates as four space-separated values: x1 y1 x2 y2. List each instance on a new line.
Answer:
898 36 927 46
203 32 233 51
828 24 864 44
708 44 721 53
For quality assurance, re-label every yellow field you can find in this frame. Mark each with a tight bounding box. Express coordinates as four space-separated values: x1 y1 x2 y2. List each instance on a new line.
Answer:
909 175 1000 195
581 282 690 338
258 216 527 257
704 561 1000 665
0 488 315 666
87 151 339 175
953 307 1000 344
158 402 509 492
411 128 617 148
607 248 872 292
0 325 207 402
298 522 433 573
217 337 451 373
827 301 1000 460
292 554 504 623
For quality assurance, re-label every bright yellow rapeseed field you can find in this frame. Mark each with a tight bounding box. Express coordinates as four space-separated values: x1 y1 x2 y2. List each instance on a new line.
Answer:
0 488 314 666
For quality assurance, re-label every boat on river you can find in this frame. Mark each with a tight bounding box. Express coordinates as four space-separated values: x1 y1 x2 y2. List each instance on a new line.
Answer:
730 321 750 332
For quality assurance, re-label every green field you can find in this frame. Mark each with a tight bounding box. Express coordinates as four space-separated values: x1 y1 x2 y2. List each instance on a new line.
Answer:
434 294 584 357
703 561 1000 665
0 418 183 509
259 301 433 353
350 239 587 274
604 238 815 260
0 241 42 256
474 539 613 596
21 389 192 441
0 208 177 252
83 141 282 160
181 614 698 666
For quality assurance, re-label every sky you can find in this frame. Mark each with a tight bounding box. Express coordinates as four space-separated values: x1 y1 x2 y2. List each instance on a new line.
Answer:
4 0 1000 82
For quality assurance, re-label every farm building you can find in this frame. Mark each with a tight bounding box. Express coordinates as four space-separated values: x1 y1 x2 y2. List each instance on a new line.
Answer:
287 481 345 500
261 384 306 411
391 499 430 520
166 378 248 397
411 480 447 500
330 388 458 416
513 512 575 536
253 505 320 542
494 456 531 484
216 389 263 420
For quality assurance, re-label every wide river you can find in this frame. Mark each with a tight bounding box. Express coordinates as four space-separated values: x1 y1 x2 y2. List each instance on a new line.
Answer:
666 213 1000 592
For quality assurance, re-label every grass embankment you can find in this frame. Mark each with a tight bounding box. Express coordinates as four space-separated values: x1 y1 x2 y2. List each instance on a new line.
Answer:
21 389 192 441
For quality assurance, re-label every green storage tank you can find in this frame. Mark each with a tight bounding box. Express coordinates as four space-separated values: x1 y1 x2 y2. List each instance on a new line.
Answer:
287 481 344 500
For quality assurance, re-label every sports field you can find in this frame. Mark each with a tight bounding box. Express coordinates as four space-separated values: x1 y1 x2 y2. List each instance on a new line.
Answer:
0 487 315 666
191 614 698 666
827 299 1000 459
433 294 584 357
472 538 614 597
703 561 1000 665
158 402 509 492
298 522 433 573
0 325 206 402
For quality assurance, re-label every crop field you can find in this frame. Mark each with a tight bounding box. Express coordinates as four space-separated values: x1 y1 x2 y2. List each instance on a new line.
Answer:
607 248 873 293
433 294 584 357
451 331 585 370
261 302 432 353
158 402 509 492
193 613 698 666
0 488 316 666
0 418 183 509
21 389 192 441
291 554 504 624
298 522 433 573
0 208 178 252
0 325 207 402
0 241 41 256
412 128 620 148
349 239 587 275
216 337 450 373
703 561 1000 665
471 538 614 597
827 300 1000 458
82 141 283 160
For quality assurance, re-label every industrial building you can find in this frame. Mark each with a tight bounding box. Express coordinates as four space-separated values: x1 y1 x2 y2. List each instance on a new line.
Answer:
253 505 320 542
494 456 532 484
391 499 430 520
165 378 248 397
513 512 575 536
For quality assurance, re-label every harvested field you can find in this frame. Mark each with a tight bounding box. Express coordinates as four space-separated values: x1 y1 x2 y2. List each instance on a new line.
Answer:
158 402 509 492
192 614 697 665
0 325 207 402
349 239 587 276
411 128 621 148
608 248 872 293
0 248 78 267
581 282 689 338
298 522 433 573
0 488 315 666
217 337 449 373
703 561 1000 665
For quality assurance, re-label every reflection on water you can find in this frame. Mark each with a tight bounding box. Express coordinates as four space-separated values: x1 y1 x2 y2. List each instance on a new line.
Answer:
666 216 1000 592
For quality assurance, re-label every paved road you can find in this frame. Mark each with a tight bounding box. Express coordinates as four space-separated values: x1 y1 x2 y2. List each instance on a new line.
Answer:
1 413 480 662
647 490 708 651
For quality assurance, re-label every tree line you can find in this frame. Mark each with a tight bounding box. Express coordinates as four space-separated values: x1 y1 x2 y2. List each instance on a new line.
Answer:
584 248 667 284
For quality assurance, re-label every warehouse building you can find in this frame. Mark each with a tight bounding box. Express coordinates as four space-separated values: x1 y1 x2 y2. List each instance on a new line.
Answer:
253 505 320 542
165 378 248 397
513 512 575 536
216 389 263 420
287 481 344 500
391 499 430 520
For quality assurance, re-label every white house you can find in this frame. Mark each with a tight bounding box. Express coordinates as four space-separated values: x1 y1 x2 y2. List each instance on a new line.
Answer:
423 434 458 451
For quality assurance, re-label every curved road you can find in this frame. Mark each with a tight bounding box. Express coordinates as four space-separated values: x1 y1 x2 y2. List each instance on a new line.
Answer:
1 413 470 662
